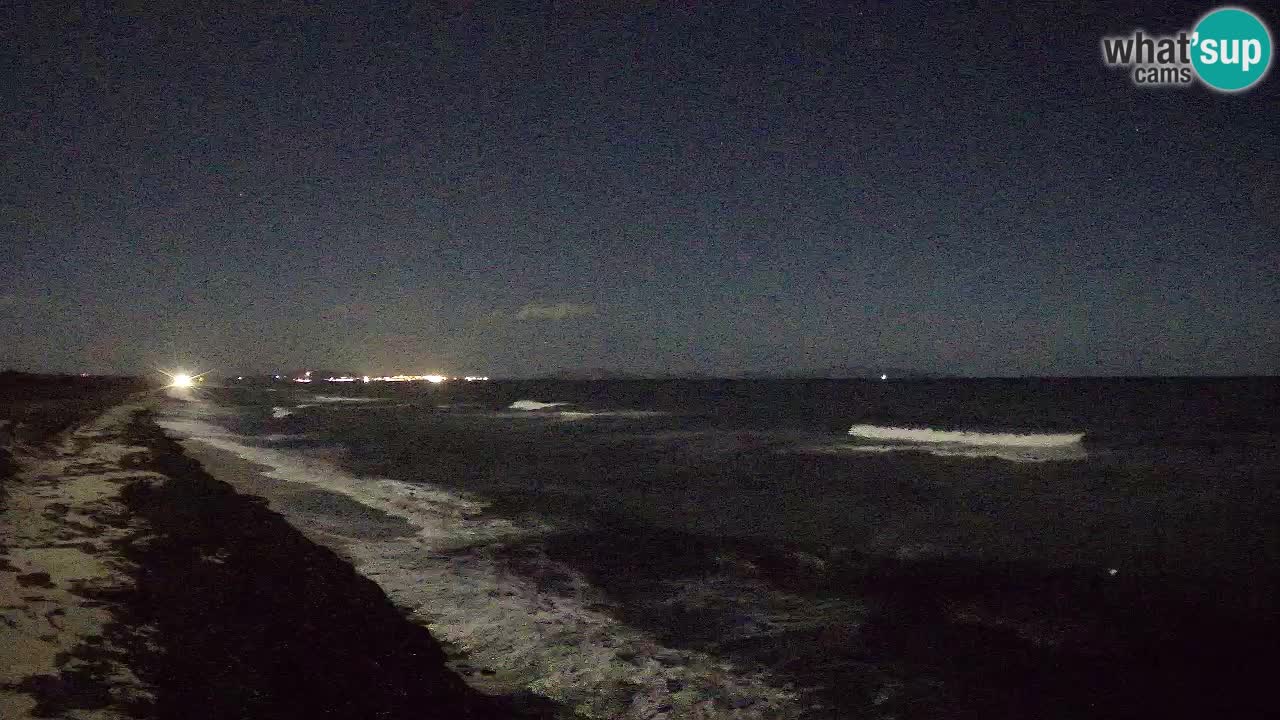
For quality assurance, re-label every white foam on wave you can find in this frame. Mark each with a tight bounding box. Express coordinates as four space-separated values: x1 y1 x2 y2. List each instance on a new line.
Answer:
508 399 568 411
782 424 1092 463
503 401 667 420
156 403 803 719
849 424 1085 447
271 407 293 419
552 410 668 420
260 433 307 442
819 442 1087 463
311 395 384 404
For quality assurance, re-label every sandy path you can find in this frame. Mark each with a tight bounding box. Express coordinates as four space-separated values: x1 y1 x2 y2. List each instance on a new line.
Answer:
0 404 158 718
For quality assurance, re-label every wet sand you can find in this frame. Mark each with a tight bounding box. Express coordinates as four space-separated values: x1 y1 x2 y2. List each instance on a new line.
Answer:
0 396 565 719
169 429 552 700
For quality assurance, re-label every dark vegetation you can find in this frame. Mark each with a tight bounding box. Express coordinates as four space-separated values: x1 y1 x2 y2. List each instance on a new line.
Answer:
0 371 149 442
1 370 146 521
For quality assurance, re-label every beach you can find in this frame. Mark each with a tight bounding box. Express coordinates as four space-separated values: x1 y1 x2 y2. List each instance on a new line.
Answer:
4 378 1278 719
0 382 561 719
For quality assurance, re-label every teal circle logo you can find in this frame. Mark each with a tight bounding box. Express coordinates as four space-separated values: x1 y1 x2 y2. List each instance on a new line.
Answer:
1191 7 1272 92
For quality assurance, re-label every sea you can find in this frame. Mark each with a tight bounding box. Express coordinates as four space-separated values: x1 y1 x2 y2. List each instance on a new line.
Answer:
157 378 1280 719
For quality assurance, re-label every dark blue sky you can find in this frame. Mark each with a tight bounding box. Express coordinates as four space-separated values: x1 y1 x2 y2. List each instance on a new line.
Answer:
3 1 1277 376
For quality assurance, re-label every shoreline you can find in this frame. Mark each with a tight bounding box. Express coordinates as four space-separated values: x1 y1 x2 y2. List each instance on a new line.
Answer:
8 389 1278 718
159 390 1280 719
167 434 534 699
156 397 814 719
0 398 565 719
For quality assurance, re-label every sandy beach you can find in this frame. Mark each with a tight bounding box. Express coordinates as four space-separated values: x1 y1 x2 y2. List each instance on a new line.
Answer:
0 387 563 719
0 403 155 718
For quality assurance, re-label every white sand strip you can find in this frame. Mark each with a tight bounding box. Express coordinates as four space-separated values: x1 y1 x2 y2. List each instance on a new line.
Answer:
0 404 159 719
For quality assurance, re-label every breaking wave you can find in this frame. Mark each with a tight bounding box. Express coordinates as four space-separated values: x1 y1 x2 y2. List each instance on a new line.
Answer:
551 410 669 420
311 395 384 404
260 433 307 442
822 443 1087 463
508 399 569 410
157 403 803 719
848 425 1085 447
500 402 669 421
821 424 1089 462
271 407 293 419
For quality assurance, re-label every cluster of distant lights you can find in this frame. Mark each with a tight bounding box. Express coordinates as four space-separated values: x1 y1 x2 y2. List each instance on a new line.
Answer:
283 370 488 384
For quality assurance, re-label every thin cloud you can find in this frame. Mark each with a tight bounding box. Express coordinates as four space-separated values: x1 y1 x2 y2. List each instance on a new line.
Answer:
512 302 597 321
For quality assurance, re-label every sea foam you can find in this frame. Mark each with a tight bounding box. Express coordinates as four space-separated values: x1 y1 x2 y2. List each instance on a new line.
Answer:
826 443 1087 463
157 403 802 719
834 424 1087 462
848 424 1085 447
508 399 569 410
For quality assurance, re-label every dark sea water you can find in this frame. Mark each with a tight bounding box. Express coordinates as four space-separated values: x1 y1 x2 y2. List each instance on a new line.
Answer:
160 378 1280 719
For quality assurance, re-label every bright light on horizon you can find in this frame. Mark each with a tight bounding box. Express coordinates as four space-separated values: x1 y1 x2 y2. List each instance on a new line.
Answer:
160 368 209 388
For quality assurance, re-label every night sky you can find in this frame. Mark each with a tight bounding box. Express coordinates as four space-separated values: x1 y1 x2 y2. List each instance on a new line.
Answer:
3 1 1277 377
